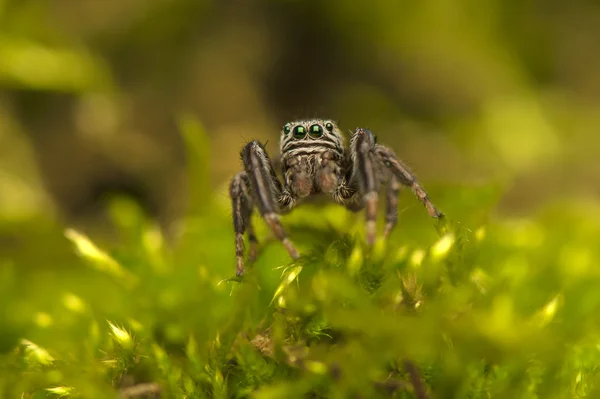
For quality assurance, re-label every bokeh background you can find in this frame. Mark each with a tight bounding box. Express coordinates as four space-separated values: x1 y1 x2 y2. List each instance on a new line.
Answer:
3 0 600 234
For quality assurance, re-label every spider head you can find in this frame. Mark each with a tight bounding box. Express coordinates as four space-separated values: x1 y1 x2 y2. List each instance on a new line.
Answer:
279 119 345 156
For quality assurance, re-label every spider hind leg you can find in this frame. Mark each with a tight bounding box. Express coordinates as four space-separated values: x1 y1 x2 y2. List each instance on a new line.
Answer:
374 144 444 219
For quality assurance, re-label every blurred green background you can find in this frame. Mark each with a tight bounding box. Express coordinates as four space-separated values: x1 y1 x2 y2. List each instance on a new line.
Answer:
2 0 600 398
3 0 600 228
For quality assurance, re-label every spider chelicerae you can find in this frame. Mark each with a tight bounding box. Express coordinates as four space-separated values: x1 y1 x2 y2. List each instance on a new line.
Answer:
229 119 444 276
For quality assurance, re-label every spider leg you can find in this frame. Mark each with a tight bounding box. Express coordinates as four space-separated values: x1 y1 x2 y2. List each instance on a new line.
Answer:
384 174 401 238
374 144 443 219
350 128 381 245
238 141 299 274
239 175 259 261
229 172 257 276
343 128 443 245
246 219 258 261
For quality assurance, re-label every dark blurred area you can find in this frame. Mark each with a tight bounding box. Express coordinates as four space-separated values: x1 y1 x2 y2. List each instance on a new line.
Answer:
1 0 600 231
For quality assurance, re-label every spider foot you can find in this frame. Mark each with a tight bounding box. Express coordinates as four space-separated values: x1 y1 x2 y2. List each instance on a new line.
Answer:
427 203 444 219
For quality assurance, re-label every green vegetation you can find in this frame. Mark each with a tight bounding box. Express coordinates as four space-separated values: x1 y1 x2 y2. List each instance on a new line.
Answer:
3 119 600 398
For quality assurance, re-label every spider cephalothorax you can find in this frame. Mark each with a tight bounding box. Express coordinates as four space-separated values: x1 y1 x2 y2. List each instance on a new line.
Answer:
229 119 443 276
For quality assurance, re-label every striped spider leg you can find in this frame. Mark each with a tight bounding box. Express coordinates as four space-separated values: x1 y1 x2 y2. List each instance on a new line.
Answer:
345 128 444 245
229 120 443 276
230 141 298 276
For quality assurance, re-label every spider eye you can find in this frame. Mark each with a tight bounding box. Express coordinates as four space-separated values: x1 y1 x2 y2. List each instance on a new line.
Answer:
309 124 323 138
293 125 306 139
325 122 334 132
283 124 291 135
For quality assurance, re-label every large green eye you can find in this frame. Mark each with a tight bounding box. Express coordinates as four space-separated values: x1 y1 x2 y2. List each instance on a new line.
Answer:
325 122 334 132
309 124 323 138
283 124 291 135
293 125 306 139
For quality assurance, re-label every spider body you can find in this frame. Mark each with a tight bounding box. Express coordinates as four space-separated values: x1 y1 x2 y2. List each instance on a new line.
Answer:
230 119 443 276
279 119 347 202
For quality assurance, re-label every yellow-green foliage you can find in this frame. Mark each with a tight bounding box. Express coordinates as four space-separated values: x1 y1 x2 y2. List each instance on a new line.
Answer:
2 130 600 399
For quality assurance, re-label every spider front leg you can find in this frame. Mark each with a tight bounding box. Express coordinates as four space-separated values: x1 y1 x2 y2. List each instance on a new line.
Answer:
229 141 299 276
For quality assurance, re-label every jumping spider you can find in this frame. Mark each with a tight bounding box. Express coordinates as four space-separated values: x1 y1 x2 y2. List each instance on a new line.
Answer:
229 119 444 276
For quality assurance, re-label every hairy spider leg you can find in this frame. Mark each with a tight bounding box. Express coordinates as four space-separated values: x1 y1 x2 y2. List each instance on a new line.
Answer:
229 172 258 275
334 128 443 243
374 144 444 219
231 140 299 276
384 174 401 238
351 128 381 245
